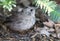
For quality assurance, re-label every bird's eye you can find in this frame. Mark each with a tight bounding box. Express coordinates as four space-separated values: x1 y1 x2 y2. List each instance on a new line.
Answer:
30 9 33 11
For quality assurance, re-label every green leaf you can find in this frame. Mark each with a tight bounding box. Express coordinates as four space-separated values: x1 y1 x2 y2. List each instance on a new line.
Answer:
50 5 60 22
33 0 60 23
0 0 16 11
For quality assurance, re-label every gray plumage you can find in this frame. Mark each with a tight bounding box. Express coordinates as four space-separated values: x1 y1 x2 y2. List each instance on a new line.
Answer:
6 7 36 32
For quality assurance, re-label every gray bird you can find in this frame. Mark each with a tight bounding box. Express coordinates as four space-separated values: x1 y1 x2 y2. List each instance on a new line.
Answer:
6 7 36 32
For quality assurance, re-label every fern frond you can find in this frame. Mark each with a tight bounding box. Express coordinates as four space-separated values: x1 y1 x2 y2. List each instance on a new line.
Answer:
33 0 60 23
50 5 60 22
33 0 57 14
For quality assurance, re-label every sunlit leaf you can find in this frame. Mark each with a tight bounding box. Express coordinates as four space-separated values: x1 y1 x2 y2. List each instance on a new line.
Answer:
33 0 60 23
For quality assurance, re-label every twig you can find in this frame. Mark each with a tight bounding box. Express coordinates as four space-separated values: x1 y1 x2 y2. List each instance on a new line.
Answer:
31 32 39 38
32 38 35 41
54 24 59 38
0 24 7 31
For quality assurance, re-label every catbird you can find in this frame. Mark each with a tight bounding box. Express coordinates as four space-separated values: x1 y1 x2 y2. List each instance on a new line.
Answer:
5 7 36 32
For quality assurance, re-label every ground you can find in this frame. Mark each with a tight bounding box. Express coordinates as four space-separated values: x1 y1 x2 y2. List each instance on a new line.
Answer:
0 0 60 41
